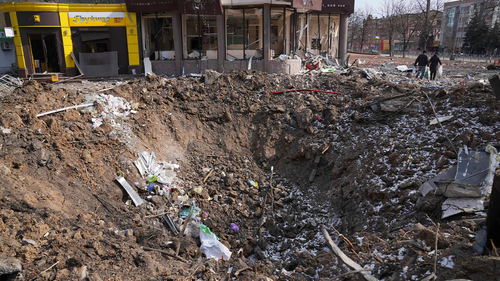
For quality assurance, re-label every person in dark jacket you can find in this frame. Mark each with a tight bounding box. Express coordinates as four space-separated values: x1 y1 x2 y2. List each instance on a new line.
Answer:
414 51 429 79
429 53 442 80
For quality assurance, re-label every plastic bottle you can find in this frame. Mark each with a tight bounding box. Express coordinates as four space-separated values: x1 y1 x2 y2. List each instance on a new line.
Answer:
473 226 487 254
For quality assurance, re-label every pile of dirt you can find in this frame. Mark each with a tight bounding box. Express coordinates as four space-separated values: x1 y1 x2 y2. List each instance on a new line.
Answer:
0 69 499 280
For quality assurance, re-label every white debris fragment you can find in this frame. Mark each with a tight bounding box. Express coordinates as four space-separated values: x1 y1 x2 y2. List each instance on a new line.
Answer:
439 255 455 269
134 151 179 185
0 126 11 134
429 115 454 125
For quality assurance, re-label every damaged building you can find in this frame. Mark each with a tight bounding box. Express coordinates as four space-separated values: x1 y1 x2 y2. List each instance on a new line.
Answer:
0 0 353 78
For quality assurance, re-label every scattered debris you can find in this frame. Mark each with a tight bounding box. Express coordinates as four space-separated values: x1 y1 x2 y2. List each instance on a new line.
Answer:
429 115 454 125
115 176 144 206
199 224 232 260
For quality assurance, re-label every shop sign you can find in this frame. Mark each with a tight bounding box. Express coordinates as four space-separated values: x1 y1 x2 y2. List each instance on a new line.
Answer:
0 28 14 42
68 12 126 27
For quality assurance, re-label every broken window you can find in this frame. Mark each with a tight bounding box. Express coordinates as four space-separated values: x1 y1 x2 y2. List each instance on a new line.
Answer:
245 8 263 59
144 16 174 61
184 14 218 60
225 8 263 60
226 9 244 60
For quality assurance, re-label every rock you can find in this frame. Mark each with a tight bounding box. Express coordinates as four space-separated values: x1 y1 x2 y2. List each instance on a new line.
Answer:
28 141 41 152
254 246 265 260
81 151 92 163
205 69 221 85
305 267 316 276
249 104 260 113
294 108 313 129
0 162 11 176
150 196 164 206
0 256 22 275
224 111 233 122
21 238 38 247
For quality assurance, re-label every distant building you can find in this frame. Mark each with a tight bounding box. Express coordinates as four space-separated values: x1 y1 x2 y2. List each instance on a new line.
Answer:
440 0 500 53
364 10 442 54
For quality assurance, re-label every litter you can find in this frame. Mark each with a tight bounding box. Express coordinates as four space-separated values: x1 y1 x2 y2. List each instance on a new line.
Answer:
396 65 409 72
37 103 95 118
230 223 239 231
473 226 488 254
429 115 454 125
115 176 144 206
273 89 342 95
0 74 22 95
199 224 232 260
441 198 484 219
162 213 180 235
179 204 199 219
134 152 179 185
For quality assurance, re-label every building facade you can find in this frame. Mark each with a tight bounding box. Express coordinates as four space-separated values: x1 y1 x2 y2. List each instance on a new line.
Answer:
0 2 140 78
440 0 500 53
1 0 353 77
0 27 16 74
128 0 354 76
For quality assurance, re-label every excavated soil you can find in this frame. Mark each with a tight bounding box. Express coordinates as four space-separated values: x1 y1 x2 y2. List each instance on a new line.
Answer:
1 67 500 281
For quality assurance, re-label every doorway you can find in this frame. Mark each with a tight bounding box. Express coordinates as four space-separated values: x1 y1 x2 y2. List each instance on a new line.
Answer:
28 34 60 73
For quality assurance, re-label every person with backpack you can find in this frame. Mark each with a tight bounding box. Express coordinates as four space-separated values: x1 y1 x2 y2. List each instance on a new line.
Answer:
429 53 442 80
414 51 429 79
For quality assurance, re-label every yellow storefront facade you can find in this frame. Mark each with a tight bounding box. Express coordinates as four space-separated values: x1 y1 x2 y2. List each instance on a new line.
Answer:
0 3 140 77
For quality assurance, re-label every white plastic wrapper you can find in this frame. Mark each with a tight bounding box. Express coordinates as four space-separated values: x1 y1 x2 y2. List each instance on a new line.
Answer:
199 229 232 260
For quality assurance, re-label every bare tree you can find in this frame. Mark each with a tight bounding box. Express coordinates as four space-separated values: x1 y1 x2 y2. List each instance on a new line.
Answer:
348 12 361 51
379 0 399 56
347 5 373 52
415 0 444 51
357 5 374 52
394 0 419 57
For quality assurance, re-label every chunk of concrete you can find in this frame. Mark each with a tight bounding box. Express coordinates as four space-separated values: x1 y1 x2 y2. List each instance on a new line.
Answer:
0 256 22 276
205 69 221 85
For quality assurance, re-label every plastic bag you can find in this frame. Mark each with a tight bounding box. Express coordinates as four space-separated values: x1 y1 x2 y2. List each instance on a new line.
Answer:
412 66 416 74
199 224 232 260
437 65 443 77
424 67 429 79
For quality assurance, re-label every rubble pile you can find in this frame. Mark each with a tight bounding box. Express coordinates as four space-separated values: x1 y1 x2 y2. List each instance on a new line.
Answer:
0 66 499 280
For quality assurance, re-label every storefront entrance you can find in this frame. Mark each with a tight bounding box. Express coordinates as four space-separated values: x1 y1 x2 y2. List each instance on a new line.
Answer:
28 34 61 73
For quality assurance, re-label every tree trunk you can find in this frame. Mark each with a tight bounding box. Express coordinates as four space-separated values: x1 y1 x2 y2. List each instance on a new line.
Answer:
389 34 393 57
422 0 431 51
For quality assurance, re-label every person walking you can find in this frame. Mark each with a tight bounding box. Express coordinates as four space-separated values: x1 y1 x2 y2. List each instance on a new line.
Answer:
414 50 429 79
429 53 442 80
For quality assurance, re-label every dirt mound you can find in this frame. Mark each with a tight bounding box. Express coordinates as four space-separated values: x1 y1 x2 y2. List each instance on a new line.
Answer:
0 69 499 280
